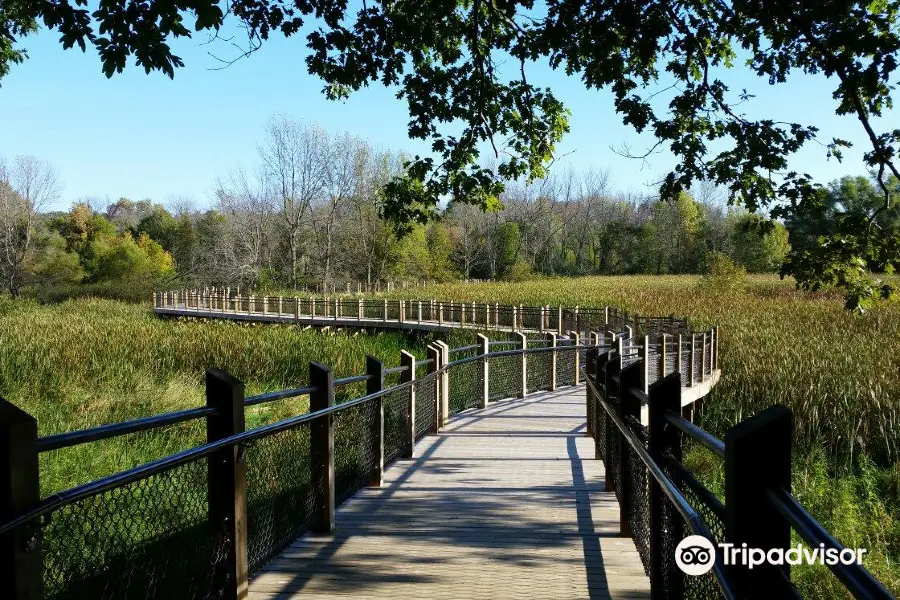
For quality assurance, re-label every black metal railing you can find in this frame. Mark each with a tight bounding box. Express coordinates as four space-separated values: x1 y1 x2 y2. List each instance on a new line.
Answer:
0 304 732 600
0 330 617 600
584 346 893 600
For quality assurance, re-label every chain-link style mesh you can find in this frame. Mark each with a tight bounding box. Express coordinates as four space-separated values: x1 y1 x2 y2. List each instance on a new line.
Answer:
526 348 553 393
333 400 379 504
556 344 577 387
414 372 438 440
488 352 522 401
447 359 482 415
624 415 652 576
42 458 230 600
244 422 316 574
383 386 410 467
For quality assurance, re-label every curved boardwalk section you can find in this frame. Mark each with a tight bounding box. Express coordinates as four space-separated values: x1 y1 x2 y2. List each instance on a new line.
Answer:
249 385 650 599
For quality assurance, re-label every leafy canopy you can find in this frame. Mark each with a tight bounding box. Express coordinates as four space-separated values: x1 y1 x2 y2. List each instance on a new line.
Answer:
2 0 900 308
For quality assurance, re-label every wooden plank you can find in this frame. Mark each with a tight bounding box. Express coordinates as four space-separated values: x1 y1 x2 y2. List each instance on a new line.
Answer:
248 386 650 599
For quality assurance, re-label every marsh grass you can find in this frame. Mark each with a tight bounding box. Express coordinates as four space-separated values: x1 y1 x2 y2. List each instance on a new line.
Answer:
0 297 431 494
383 275 900 595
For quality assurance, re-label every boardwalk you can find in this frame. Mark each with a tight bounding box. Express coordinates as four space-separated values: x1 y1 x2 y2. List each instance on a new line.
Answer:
249 385 650 599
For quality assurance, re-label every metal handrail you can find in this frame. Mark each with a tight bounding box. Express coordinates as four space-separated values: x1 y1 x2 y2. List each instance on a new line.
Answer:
0 373 430 536
245 386 317 407
664 410 726 459
586 377 738 600
36 406 217 453
766 487 894 599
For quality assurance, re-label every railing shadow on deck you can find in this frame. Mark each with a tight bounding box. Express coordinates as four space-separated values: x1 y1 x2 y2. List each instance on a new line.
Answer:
253 393 624 599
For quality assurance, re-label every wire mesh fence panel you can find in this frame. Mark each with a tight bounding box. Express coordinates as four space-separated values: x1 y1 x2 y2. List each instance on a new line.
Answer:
333 400 379 504
656 479 688 600
42 458 230 600
557 346 577 387
414 373 438 440
383 387 410 467
488 353 521 401
448 359 482 415
526 349 553 394
244 422 316 574
625 415 652 576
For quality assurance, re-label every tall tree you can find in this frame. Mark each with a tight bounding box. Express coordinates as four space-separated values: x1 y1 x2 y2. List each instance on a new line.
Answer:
0 155 60 295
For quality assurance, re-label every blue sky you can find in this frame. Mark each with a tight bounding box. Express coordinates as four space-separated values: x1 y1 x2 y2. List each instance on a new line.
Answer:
0 21 892 211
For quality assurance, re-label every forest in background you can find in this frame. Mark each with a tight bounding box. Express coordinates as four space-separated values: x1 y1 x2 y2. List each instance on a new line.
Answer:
3 116 896 302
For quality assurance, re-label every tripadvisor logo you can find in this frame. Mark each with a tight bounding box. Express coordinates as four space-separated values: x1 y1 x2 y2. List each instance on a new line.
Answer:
675 535 868 575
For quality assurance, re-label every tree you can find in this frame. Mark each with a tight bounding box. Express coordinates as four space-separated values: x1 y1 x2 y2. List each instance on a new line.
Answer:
4 0 900 305
729 213 791 273
0 155 60 295
784 175 900 308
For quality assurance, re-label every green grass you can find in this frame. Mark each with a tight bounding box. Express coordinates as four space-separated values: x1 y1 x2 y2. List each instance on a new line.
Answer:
3 276 898 596
0 297 433 495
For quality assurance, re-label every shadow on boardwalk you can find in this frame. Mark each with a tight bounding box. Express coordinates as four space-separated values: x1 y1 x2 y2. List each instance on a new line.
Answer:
249 387 650 599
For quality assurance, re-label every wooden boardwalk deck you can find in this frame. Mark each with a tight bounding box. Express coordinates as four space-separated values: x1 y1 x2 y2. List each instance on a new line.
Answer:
249 385 650 599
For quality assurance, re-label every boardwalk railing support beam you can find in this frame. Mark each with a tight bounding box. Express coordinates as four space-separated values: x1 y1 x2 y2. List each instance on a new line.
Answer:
648 373 683 600
401 350 416 458
593 350 610 460
435 341 450 428
309 362 335 533
477 334 489 409
617 361 643 538
604 342 622 493
0 398 42 600
367 356 386 487
205 369 249 600
516 332 528 398
569 331 581 385
725 405 793 595
426 344 441 434
585 346 599 437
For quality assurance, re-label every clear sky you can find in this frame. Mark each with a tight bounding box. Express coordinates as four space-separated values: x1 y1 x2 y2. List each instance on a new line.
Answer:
0 20 893 211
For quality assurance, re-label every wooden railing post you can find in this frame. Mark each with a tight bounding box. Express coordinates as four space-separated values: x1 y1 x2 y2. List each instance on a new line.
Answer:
511 305 517 332
585 346 599 437
713 326 719 370
689 334 696 387
426 345 441 434
568 330 581 385
617 360 643 538
702 332 708 382
0 399 42 600
516 332 528 398
309 362 335 533
382 299 388 322
401 351 417 457
205 369 249 600
725 405 793 595
435 341 450 428
557 306 563 335
593 350 610 460
603 345 621 489
438 302 444 325
660 333 668 379
477 334 489 409
547 332 557 391
648 372 683 599
367 356 385 487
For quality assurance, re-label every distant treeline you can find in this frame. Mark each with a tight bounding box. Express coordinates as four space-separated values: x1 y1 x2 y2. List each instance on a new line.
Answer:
3 118 893 301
